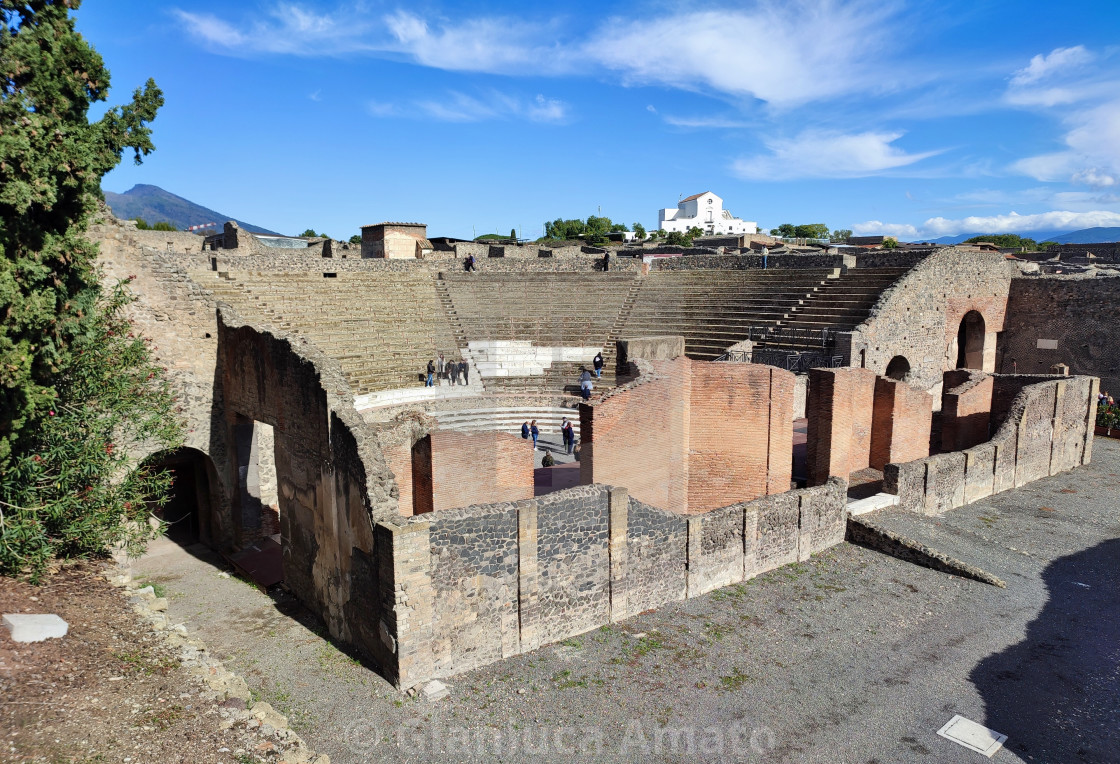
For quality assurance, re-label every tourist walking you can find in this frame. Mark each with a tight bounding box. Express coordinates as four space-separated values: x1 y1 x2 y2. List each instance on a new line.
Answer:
530 420 539 450
426 359 435 387
461 359 470 386
465 254 477 272
437 353 445 385
522 421 530 440
579 367 593 400
593 352 604 379
561 418 574 454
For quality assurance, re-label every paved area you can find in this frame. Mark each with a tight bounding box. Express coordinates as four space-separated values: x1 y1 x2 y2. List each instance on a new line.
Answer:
132 439 1120 763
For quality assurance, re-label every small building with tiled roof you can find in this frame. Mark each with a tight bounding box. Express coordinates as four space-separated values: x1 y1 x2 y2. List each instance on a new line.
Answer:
658 191 757 236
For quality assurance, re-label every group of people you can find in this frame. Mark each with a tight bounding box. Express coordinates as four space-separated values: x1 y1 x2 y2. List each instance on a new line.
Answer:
1100 390 1116 407
426 353 470 387
577 353 604 400
522 417 576 454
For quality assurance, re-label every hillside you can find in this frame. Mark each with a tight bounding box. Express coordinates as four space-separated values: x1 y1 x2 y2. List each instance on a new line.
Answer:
920 227 1120 246
102 184 280 235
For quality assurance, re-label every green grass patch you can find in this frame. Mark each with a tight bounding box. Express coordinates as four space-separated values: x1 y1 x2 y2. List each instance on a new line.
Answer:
719 667 755 691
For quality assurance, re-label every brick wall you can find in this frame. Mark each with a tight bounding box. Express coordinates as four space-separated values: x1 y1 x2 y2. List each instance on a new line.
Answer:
1000 275 1120 396
428 431 534 512
884 374 1097 514
806 367 876 484
869 376 933 469
580 358 793 514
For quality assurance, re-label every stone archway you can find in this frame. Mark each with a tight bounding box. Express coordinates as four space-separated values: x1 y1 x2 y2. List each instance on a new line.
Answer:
142 447 218 544
956 310 986 370
885 355 911 381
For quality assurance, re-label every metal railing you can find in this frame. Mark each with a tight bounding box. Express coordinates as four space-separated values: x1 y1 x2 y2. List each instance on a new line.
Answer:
716 348 845 372
738 325 838 348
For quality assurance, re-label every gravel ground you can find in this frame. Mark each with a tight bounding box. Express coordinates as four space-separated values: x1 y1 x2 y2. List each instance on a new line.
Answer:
130 438 1120 763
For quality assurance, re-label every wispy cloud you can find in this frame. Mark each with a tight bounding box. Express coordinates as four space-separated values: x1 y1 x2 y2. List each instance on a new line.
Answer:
732 130 941 179
1011 45 1093 87
368 91 569 123
1011 97 1120 188
662 114 753 129
853 209 1120 238
174 2 910 108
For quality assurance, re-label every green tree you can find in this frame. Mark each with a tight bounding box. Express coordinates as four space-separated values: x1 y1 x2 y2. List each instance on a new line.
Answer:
632 222 646 240
830 229 853 243
664 231 693 247
543 218 587 241
510 228 517 241
348 234 361 245
299 228 321 238
963 234 1038 250
882 237 899 249
1038 241 1058 250
794 223 830 239
774 223 795 238
1 1 181 577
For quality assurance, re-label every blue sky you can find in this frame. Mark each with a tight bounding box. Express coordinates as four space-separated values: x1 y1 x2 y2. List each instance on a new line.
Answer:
83 1 1120 240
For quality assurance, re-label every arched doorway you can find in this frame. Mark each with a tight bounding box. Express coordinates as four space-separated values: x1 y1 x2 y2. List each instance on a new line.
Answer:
142 447 216 544
956 311 986 370
885 355 910 381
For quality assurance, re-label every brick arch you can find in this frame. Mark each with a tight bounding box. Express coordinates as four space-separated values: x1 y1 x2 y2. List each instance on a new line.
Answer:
945 297 1007 373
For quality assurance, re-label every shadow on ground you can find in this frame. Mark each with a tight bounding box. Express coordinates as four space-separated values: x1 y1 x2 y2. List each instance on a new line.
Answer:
971 538 1120 762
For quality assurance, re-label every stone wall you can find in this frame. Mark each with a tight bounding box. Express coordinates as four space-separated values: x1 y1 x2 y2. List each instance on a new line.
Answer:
402 477 847 682
884 374 1098 514
851 247 1014 391
579 358 794 513
999 275 1120 395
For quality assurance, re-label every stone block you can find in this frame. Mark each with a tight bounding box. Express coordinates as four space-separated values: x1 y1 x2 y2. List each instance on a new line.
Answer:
883 459 926 514
2 613 69 643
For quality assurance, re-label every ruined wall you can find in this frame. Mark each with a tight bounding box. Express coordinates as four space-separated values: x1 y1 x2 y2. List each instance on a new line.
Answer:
806 367 876 484
579 358 793 514
851 247 1013 391
807 367 931 483
869 376 933 470
999 275 1120 396
884 374 1098 514
403 478 847 683
941 370 994 452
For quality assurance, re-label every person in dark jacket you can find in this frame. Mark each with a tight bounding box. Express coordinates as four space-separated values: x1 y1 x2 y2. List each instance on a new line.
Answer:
465 254 477 272
593 352 604 379
461 359 470 385
425 359 435 387
530 420 539 450
521 421 530 440
561 418 574 454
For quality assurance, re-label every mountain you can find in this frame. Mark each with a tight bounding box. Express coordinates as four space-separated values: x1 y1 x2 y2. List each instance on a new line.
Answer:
1048 227 1120 244
102 184 280 235
915 227 1120 246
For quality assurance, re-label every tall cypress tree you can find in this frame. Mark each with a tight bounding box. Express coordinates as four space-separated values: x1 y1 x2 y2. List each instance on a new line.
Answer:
1 1 182 577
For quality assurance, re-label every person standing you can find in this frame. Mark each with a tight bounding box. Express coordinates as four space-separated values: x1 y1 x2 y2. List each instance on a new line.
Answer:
462 359 470 386
593 352 604 379
530 420 539 450
522 421 530 440
437 353 445 386
465 254 476 272
561 418 574 454
426 359 435 387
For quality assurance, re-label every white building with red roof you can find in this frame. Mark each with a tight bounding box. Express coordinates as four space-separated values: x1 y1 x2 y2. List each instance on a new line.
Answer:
658 191 757 236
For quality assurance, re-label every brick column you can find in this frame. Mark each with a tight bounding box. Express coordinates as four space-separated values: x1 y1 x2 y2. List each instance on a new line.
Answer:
375 521 434 688
607 487 629 623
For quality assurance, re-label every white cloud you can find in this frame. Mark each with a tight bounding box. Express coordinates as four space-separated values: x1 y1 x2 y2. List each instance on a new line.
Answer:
175 2 908 108
850 220 920 238
855 209 1120 238
732 130 941 179
1012 98 1120 185
663 114 753 129
1011 46 1093 87
368 91 568 123
591 1 903 107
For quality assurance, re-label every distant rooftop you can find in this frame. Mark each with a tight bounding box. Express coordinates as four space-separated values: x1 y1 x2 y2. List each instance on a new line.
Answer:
360 222 426 229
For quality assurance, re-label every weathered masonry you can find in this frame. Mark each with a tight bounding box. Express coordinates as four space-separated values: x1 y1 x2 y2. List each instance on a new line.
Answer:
91 215 1103 687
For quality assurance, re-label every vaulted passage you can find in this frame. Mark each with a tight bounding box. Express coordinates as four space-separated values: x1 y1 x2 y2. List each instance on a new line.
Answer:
143 448 218 545
957 310 986 370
